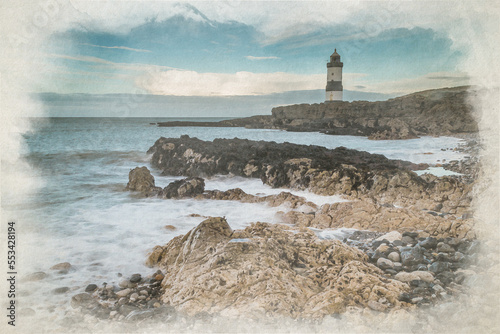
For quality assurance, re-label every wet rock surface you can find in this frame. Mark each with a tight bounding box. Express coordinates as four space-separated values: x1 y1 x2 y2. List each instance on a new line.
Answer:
283 199 475 239
147 135 473 215
126 166 162 197
146 217 410 318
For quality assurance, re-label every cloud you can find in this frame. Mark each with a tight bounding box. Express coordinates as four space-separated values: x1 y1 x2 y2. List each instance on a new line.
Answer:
48 53 175 72
245 56 280 60
81 43 152 53
137 69 325 96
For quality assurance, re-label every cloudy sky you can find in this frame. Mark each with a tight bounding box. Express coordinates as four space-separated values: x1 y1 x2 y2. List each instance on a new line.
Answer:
21 0 497 99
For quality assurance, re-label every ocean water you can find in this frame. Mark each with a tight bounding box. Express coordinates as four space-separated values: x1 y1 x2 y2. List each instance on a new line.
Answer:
8 117 467 323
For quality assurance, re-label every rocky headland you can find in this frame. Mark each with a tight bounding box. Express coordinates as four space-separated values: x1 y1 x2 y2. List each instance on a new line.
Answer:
156 86 478 140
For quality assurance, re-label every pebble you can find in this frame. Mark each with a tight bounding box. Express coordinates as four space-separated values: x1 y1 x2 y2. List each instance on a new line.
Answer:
388 252 400 262
130 274 142 283
395 271 434 283
50 262 72 271
115 288 131 298
437 242 455 253
375 231 402 243
429 261 451 274
375 244 390 254
401 245 425 266
53 287 70 294
85 284 98 293
419 237 438 249
377 258 394 270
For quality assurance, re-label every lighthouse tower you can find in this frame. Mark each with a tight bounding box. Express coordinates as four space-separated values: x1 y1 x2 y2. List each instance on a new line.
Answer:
325 49 343 102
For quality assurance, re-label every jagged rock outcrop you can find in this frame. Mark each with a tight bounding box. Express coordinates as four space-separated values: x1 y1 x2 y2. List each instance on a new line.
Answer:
156 86 478 139
163 177 205 199
126 167 205 199
147 136 472 214
126 166 162 197
283 200 476 240
147 217 409 318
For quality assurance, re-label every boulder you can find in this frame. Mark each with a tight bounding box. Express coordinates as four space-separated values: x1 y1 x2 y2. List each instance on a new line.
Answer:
147 218 409 318
126 167 161 196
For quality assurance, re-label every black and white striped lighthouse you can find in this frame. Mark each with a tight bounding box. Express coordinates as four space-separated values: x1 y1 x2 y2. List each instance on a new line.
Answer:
325 49 343 102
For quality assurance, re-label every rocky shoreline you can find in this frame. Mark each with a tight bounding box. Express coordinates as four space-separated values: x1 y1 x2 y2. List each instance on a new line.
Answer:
58 131 482 327
156 86 478 140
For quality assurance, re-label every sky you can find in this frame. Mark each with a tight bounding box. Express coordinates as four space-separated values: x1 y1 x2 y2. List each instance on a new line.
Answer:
1 1 499 117
29 0 491 98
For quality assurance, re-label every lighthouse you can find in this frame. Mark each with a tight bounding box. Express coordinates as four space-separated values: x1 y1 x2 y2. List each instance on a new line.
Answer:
325 49 343 102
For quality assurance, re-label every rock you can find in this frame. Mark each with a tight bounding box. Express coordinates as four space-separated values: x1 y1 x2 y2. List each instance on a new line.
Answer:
85 284 98 293
147 136 473 216
158 87 477 140
437 242 455 253
429 261 451 274
375 231 402 243
129 292 139 301
25 272 48 281
146 217 408 318
387 252 401 262
375 244 390 254
164 225 177 231
402 232 419 239
126 166 161 196
418 237 438 250
377 258 394 270
367 300 387 312
163 177 205 199
402 236 416 245
71 293 98 309
53 287 70 294
130 274 142 283
115 288 131 298
400 245 425 267
394 271 434 283
50 262 72 271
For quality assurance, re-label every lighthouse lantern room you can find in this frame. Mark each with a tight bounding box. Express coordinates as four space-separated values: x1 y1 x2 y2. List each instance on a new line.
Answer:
325 49 343 102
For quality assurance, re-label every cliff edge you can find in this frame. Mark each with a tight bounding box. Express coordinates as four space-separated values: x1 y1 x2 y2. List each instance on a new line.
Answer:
157 86 478 139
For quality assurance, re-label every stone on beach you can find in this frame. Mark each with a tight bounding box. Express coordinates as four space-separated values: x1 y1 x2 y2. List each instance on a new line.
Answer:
375 231 402 244
395 271 435 283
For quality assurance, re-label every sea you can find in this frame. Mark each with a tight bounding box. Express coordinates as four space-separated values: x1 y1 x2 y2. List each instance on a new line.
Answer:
6 117 468 326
